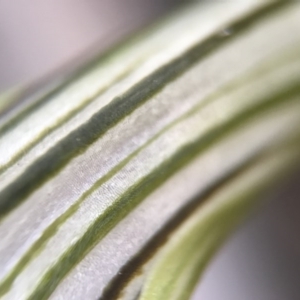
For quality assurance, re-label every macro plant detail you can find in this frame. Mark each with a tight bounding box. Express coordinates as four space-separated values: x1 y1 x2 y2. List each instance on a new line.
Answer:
0 1 300 299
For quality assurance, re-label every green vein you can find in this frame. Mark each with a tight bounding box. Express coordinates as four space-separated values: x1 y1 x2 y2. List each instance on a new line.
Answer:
25 82 300 300
0 0 196 174
0 58 142 175
139 147 299 300
101 139 300 300
0 0 205 171
0 11 164 136
0 0 286 218
1 45 299 295
99 154 261 300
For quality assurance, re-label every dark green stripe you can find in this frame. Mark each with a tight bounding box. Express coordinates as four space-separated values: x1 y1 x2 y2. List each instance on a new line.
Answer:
0 51 286 295
0 0 184 135
0 19 155 135
0 47 292 294
28 81 300 300
0 4 191 174
0 62 139 175
0 1 287 218
100 153 261 300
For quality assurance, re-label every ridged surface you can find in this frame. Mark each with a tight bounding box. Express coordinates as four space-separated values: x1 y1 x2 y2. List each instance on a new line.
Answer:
1 1 300 299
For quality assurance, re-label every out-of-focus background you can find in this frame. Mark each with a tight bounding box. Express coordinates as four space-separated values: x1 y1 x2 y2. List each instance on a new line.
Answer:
1 1 299 299
193 170 300 300
0 0 180 91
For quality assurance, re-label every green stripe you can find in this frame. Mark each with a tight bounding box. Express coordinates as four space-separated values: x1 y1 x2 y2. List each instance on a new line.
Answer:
0 1 188 168
0 61 138 175
139 147 299 300
0 1 288 218
26 83 300 300
0 45 296 295
99 154 261 300
0 4 191 173
0 17 157 135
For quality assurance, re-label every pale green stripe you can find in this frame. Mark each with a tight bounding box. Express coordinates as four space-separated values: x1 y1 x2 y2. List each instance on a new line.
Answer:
139 146 300 300
1 45 298 295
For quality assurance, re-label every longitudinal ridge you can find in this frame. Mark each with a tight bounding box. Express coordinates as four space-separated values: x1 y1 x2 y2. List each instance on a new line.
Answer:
1 1 300 300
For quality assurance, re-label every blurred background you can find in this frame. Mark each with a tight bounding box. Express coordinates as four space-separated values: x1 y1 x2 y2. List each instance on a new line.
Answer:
0 1 299 299
0 0 180 91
